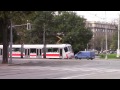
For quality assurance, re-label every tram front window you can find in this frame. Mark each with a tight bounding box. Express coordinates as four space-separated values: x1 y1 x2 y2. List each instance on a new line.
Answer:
64 47 68 52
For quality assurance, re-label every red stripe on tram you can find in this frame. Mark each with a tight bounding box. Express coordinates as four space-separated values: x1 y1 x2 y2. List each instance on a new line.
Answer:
42 54 60 56
9 54 25 56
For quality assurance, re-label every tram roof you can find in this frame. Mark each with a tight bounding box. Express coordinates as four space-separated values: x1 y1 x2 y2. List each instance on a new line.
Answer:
0 44 71 48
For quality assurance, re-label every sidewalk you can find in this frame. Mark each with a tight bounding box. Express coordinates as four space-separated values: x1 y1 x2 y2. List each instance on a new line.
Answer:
95 56 100 59
0 58 66 66
0 58 32 66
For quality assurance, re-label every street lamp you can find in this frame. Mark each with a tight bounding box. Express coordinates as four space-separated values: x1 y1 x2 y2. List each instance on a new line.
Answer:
117 14 120 58
105 11 108 60
9 20 31 64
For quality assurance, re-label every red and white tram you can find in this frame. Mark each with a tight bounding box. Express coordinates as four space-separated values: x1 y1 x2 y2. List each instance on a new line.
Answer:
0 44 74 59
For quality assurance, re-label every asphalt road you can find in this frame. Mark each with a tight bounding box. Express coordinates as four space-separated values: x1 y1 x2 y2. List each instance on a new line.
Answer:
0 58 120 79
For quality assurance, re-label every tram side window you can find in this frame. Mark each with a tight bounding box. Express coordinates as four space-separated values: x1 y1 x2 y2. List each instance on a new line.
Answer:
53 48 59 52
64 47 68 52
30 48 36 53
0 49 2 55
12 48 21 52
47 48 59 52
47 48 52 52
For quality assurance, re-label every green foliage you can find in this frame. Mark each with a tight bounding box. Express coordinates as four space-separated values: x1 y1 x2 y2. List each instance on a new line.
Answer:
0 11 36 44
25 11 56 44
26 11 93 53
99 54 105 58
0 11 35 63
0 11 93 54
55 11 93 53
110 31 117 50
0 27 20 44
99 54 117 59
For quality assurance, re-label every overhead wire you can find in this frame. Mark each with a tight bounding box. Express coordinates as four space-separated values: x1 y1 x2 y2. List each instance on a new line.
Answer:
84 11 105 20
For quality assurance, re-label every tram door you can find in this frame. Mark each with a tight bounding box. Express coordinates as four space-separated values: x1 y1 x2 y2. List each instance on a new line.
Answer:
29 48 41 58
0 49 3 57
59 48 63 58
36 49 42 58
38 49 42 58
25 49 30 58
29 48 37 58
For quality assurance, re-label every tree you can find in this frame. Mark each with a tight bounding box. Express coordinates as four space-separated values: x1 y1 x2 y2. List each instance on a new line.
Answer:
110 31 118 50
27 11 93 54
0 11 35 64
54 11 93 53
26 11 57 44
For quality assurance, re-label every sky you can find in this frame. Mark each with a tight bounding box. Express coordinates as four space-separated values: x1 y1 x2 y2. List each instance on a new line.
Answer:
75 11 120 23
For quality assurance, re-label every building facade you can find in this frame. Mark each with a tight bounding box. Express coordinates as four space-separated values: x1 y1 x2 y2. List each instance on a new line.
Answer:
86 21 117 51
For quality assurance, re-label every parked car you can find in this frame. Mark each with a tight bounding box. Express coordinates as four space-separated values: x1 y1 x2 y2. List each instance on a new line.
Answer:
74 51 95 60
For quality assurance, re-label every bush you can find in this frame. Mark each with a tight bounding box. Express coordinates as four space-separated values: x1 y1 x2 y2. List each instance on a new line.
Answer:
99 54 105 58
99 54 117 59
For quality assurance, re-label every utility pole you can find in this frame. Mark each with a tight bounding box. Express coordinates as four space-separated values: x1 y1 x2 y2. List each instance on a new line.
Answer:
117 14 120 58
93 35 95 51
9 20 31 64
105 11 108 60
9 20 13 64
43 23 46 58
87 43 88 51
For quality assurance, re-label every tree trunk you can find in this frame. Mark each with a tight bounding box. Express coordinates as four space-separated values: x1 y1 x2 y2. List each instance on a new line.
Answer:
0 18 9 64
2 27 8 64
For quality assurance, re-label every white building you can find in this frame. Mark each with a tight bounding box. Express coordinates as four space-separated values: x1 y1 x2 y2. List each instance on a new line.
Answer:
86 21 117 51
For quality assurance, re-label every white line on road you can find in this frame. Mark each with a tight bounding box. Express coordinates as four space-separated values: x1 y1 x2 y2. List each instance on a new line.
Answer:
58 73 97 79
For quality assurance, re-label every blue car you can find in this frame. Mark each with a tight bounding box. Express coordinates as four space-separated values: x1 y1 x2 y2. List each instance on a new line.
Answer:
74 51 95 60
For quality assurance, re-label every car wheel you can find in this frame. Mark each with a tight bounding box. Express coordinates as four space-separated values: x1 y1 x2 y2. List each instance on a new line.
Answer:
75 57 78 59
87 57 89 60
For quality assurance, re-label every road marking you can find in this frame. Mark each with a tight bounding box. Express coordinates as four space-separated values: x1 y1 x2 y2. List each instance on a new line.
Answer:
2 66 120 72
58 73 97 79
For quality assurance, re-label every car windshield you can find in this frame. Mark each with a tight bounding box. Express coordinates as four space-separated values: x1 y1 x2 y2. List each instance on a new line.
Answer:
77 51 81 54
